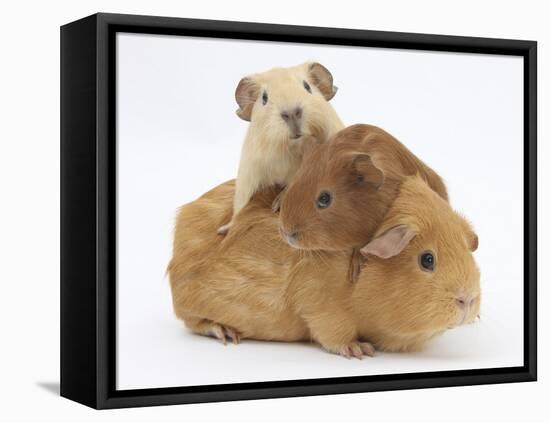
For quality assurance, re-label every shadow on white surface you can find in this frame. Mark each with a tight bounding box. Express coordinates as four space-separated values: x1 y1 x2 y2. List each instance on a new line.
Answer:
36 381 60 396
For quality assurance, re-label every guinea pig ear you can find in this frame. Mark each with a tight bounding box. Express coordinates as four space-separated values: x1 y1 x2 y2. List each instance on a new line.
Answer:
235 77 260 121
307 62 338 101
350 154 385 189
360 225 416 259
468 231 479 252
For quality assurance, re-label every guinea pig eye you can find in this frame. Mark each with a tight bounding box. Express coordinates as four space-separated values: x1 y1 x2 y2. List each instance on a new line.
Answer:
262 91 268 105
303 80 312 93
419 251 435 272
316 191 332 209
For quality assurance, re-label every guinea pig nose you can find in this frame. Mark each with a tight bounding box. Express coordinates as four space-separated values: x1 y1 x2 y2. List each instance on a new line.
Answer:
281 229 297 240
280 227 299 244
281 107 303 122
287 231 298 241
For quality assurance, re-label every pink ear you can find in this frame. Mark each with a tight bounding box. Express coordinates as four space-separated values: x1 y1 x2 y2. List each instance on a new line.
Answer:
308 62 338 101
351 154 384 189
360 225 416 259
235 77 259 121
469 232 479 252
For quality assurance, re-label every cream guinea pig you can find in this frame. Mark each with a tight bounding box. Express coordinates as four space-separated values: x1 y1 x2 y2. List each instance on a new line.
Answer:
217 62 344 235
168 175 480 358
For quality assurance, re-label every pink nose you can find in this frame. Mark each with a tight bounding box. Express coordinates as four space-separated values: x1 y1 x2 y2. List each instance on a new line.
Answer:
279 225 299 246
282 230 298 243
281 107 303 138
281 107 302 122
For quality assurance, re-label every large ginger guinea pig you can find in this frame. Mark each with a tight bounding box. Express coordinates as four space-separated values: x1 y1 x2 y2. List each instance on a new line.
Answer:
279 124 448 252
352 175 480 353
217 62 344 235
168 176 480 358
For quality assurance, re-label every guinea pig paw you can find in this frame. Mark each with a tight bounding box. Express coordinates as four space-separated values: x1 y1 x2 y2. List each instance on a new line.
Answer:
271 196 281 213
271 190 285 213
217 223 232 236
339 341 375 359
210 323 241 345
358 341 376 357
224 327 241 345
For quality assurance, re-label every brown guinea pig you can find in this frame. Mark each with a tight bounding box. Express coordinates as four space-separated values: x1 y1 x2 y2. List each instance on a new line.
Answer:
168 175 480 358
279 124 448 252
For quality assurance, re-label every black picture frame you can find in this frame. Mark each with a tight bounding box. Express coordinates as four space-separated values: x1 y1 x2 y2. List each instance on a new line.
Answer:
60 12 537 409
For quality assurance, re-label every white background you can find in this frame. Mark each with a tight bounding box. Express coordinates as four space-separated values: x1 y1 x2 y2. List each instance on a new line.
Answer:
117 33 524 389
0 1 547 422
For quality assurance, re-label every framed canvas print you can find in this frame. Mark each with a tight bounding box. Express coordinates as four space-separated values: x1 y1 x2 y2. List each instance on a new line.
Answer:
60 13 537 409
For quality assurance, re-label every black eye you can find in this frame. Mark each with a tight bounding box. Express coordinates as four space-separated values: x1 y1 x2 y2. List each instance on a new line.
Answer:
303 80 312 93
262 91 268 105
317 191 332 209
419 251 435 272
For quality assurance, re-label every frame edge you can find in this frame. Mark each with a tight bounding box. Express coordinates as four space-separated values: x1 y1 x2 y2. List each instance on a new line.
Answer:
60 13 100 409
